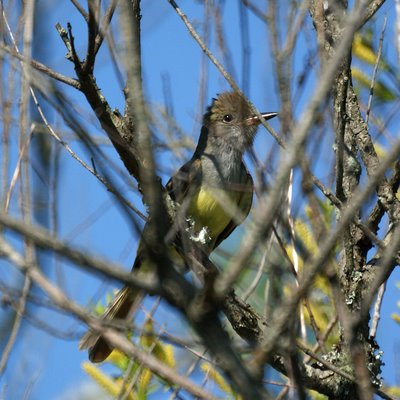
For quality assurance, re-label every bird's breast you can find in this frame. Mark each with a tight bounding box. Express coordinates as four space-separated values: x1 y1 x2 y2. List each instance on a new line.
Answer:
187 186 241 246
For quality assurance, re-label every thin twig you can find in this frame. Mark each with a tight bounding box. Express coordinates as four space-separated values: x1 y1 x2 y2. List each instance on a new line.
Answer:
365 17 387 125
362 0 387 28
4 126 33 212
253 126 400 373
4 14 145 220
215 3 366 298
94 0 118 56
117 299 162 400
70 0 88 21
304 315 338 364
370 282 386 338
169 348 208 399
242 244 269 301
303 300 326 353
167 0 283 148
122 3 270 398
0 212 158 293
287 169 306 340
170 0 344 214
0 276 31 375
396 0 400 64
0 44 81 89
240 0 268 22
83 0 98 73
0 238 217 400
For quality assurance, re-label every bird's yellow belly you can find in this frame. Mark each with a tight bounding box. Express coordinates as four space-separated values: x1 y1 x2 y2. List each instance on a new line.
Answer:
187 187 238 241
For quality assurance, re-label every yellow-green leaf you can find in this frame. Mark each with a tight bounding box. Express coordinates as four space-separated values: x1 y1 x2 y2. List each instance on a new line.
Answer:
352 68 396 102
201 363 241 399
137 368 153 399
353 34 376 65
82 362 135 400
107 349 131 371
391 313 400 324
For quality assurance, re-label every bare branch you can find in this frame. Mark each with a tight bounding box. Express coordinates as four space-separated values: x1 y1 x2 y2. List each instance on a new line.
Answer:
70 0 88 21
94 0 118 56
167 0 283 148
82 0 98 73
0 238 217 400
0 44 81 89
55 22 141 179
369 283 386 338
0 213 158 293
365 18 387 125
0 276 31 375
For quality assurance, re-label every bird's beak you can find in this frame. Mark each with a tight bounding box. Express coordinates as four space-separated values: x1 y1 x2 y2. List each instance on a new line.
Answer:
245 112 278 126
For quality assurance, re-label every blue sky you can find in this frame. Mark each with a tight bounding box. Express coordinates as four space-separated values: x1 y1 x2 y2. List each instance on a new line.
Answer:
0 1 399 399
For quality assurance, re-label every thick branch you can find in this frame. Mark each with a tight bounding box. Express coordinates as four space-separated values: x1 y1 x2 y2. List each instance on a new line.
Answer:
56 22 141 179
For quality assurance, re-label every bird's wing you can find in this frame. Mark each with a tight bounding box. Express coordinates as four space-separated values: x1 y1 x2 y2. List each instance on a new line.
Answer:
166 157 202 204
213 163 254 250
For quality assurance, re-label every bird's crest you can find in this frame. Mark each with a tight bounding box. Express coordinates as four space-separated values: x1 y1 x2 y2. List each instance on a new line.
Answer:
204 92 251 124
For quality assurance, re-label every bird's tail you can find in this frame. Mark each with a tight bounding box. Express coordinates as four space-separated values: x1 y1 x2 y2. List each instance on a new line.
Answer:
79 285 143 363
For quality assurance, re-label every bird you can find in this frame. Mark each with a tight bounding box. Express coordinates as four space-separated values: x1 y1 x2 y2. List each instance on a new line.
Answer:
80 91 278 362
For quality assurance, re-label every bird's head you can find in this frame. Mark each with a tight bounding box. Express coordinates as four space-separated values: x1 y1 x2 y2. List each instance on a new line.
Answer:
202 92 278 153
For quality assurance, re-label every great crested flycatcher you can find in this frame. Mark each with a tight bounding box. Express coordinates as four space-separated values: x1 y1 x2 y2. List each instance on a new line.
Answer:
80 92 278 362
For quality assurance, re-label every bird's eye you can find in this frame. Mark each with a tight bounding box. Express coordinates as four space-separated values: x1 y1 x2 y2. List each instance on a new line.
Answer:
223 114 233 123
